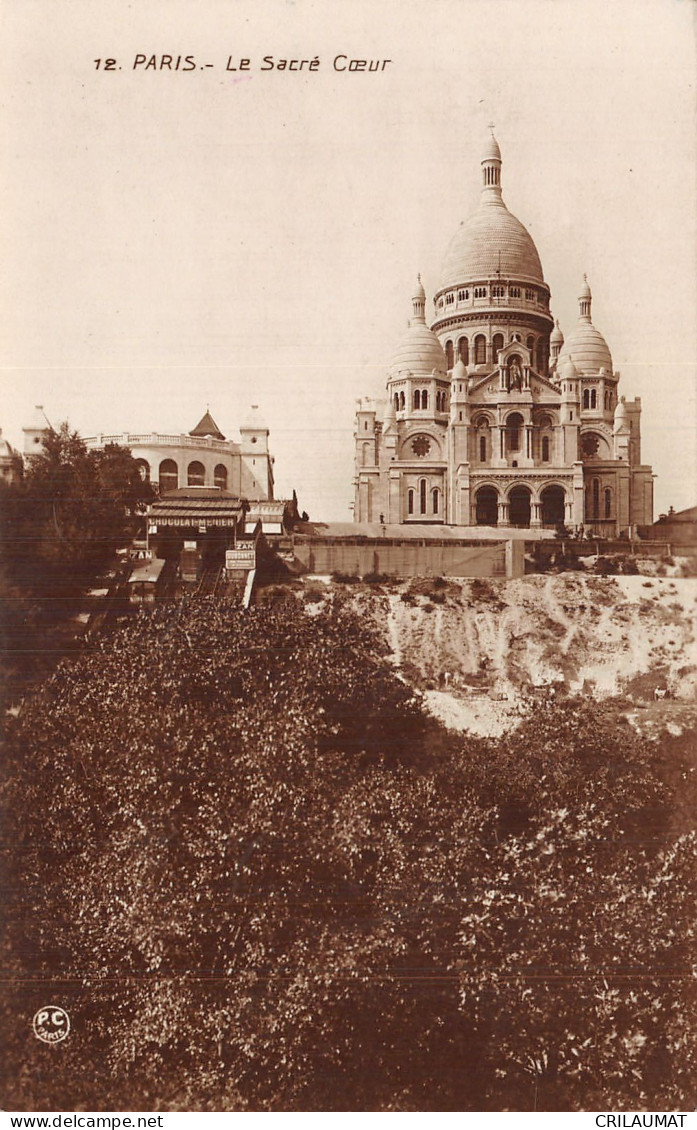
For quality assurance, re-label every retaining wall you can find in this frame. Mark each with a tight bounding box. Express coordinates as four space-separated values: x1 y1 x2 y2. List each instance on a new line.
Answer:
293 538 524 579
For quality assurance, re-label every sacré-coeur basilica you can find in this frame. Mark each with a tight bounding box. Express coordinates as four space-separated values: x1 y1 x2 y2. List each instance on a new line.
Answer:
354 132 654 535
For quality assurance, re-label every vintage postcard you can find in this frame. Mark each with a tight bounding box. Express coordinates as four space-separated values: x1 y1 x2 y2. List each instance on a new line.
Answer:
1 0 695 1119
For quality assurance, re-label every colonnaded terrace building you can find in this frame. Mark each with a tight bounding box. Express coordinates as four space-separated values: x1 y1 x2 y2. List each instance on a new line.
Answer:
354 132 654 535
20 405 276 502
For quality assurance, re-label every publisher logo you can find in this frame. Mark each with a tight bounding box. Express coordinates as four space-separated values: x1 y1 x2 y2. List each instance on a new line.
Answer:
32 1006 70 1043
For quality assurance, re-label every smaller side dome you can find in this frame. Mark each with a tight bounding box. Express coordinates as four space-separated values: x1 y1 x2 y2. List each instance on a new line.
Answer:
551 319 564 345
389 283 447 379
452 358 467 380
614 396 629 432
560 356 579 381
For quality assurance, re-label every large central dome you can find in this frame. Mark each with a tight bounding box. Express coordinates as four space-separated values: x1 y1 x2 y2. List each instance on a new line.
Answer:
438 134 545 288
440 203 544 287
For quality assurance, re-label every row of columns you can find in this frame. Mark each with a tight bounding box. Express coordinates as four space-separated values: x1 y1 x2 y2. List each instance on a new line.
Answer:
480 423 555 464
492 497 574 528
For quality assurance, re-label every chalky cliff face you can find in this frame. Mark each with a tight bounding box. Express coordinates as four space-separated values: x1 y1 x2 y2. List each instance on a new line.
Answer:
354 133 654 535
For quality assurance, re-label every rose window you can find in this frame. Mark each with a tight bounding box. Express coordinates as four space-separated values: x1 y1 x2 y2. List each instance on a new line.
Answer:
581 433 600 458
411 435 431 457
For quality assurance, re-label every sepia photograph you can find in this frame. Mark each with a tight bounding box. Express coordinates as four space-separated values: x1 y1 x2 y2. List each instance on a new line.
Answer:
1 0 696 1117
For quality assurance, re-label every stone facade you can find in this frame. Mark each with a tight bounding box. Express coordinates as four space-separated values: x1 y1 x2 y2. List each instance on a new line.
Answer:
74 407 274 501
354 133 654 535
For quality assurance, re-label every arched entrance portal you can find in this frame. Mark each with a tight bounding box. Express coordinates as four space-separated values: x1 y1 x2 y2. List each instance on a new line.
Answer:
475 485 498 526
508 485 531 528
540 485 566 528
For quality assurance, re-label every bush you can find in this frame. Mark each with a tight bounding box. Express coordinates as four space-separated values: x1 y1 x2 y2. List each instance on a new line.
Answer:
1 604 694 1112
469 578 496 601
594 556 618 575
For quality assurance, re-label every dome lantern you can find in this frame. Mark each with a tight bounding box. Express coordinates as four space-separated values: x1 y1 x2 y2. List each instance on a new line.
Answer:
411 274 426 324
579 274 592 321
481 127 502 197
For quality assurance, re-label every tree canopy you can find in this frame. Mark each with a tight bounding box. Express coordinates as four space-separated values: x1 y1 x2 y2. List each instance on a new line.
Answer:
0 424 154 697
1 423 153 594
1 593 694 1111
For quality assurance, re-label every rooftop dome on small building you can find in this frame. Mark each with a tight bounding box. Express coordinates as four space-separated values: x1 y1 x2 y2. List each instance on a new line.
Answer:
557 277 613 377
189 409 225 441
0 429 17 460
560 356 579 381
389 279 447 378
439 133 545 288
241 404 269 432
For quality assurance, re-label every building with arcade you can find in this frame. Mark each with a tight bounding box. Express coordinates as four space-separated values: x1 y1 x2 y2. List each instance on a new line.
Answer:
354 132 654 535
77 405 275 502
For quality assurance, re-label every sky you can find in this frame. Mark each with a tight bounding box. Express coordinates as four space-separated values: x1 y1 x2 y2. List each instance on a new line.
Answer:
1 0 695 520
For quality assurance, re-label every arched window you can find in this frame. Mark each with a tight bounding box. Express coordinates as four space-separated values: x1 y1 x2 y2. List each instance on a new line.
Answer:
214 464 228 490
135 458 150 482
394 393 399 411
407 489 414 515
158 459 178 493
421 389 429 410
435 391 441 412
590 389 597 409
507 413 523 452
604 487 612 518
526 335 534 358
480 434 487 462
399 390 405 410
413 389 421 410
445 340 454 369
593 478 600 519
458 337 469 365
583 389 590 409
187 460 205 486
536 342 545 372
542 435 550 462
420 479 427 514
474 334 486 365
492 333 504 362
432 488 439 514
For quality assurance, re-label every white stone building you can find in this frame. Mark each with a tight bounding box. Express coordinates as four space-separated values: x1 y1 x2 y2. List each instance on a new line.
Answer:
354 133 654 535
78 406 275 501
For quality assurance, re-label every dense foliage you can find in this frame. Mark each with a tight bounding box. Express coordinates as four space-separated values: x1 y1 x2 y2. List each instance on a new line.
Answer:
1 595 694 1111
0 424 154 695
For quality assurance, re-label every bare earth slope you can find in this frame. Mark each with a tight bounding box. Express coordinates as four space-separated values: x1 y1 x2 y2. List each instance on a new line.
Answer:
334 574 697 737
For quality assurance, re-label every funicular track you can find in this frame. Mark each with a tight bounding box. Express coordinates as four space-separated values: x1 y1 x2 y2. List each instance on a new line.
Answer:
196 563 224 597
